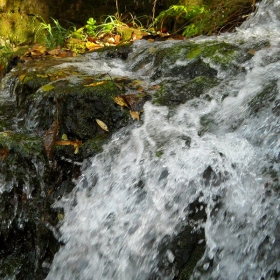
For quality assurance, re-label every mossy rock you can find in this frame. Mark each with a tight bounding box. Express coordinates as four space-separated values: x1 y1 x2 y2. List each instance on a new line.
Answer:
0 13 40 45
153 76 219 106
23 78 129 136
127 40 239 82
186 41 238 68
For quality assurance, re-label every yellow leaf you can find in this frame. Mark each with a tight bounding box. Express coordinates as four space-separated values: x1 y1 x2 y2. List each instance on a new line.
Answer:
57 212 64 221
86 42 103 51
55 139 82 154
19 74 26 82
85 81 106 87
61 133 68 140
96 118 109 132
130 110 140 121
41 84 55 92
114 96 129 108
74 144 79 154
37 74 48 78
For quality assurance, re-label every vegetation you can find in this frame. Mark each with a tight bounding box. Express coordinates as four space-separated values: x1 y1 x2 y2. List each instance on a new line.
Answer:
152 0 257 37
35 16 71 49
0 0 257 75
0 42 13 71
37 0 255 46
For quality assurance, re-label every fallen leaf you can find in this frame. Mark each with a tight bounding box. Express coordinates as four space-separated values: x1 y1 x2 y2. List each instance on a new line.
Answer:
19 74 26 82
55 139 82 154
150 84 161 90
96 119 109 132
248 49 256 55
57 50 76 58
85 81 106 87
37 74 49 78
44 120 59 160
61 133 68 140
122 93 150 111
0 148 9 160
86 41 103 51
114 96 129 108
47 48 62 56
130 110 140 121
114 34 121 44
41 84 55 92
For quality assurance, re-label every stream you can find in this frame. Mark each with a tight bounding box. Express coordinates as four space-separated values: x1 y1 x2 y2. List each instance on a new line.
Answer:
1 0 280 279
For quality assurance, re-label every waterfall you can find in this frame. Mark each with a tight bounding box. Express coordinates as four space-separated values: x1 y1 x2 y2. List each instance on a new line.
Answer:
46 1 280 279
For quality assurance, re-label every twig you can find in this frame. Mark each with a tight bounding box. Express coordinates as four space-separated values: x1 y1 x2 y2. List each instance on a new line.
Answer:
152 0 158 22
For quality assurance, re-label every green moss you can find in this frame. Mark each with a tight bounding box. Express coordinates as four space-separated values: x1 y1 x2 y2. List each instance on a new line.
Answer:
156 150 164 157
81 134 107 155
187 47 202 59
153 76 219 106
187 41 238 67
0 13 41 45
0 132 44 159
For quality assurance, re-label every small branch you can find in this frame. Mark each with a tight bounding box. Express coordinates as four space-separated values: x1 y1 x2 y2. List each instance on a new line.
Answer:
116 0 119 17
152 0 158 22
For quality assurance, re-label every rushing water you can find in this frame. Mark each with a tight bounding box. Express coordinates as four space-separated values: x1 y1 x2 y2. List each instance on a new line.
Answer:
46 1 280 279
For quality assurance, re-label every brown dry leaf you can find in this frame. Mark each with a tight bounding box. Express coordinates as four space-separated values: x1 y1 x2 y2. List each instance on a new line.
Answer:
85 81 106 87
130 110 140 121
55 139 82 154
150 84 161 90
114 96 129 108
24 44 47 57
44 120 59 160
0 148 9 160
114 34 121 44
47 48 62 56
122 94 149 111
57 50 76 58
96 119 109 132
248 49 256 55
33 44 47 53
115 93 151 112
30 50 44 57
114 77 128 83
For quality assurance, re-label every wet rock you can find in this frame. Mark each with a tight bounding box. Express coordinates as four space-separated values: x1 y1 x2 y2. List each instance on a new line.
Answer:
0 38 255 279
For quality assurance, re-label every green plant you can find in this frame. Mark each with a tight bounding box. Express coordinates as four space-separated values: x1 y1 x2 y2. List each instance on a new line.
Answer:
151 0 256 37
96 15 127 36
67 24 86 40
84 15 129 38
35 16 69 48
85 17 97 37
0 41 13 71
151 5 207 35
